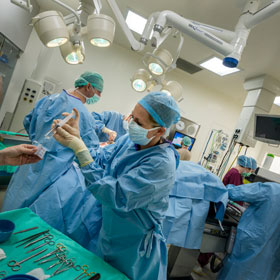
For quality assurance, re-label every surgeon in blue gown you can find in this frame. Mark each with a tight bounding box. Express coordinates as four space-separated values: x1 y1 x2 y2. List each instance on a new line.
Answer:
93 111 128 142
53 92 181 280
163 156 228 250
2 72 104 251
218 182 280 280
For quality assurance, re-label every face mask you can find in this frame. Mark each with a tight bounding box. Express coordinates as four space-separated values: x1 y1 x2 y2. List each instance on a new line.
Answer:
86 94 100 105
76 89 100 105
128 120 159 145
123 120 129 131
242 172 251 177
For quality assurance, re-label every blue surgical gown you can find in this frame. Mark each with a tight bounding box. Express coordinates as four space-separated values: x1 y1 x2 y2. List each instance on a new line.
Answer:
163 161 228 249
218 182 280 280
2 90 102 252
92 111 127 142
81 135 179 280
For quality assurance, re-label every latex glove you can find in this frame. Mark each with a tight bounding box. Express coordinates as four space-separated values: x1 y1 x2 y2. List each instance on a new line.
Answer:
0 144 41 166
102 127 117 142
53 108 93 167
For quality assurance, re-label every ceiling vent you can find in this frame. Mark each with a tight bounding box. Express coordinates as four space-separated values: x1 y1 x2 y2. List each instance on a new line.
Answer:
176 58 202 74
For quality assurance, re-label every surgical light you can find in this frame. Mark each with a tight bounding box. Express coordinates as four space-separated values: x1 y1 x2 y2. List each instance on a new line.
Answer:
131 69 151 92
148 48 173 76
32 11 69 48
161 80 183 101
60 41 85 65
87 14 116 47
200 57 240 76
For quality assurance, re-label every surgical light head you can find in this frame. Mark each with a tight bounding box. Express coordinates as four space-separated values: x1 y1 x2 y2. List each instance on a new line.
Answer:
32 11 69 48
147 48 173 76
131 69 151 92
161 80 183 101
87 14 116 47
60 41 85 65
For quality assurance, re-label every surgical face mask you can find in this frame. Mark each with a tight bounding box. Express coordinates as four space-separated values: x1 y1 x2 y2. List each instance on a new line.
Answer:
76 88 100 105
123 120 129 131
86 94 100 105
242 172 251 177
128 120 159 145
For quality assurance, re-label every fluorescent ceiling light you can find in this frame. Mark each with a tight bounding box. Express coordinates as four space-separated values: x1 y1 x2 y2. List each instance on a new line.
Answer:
126 10 147 35
200 57 240 76
274 96 280 106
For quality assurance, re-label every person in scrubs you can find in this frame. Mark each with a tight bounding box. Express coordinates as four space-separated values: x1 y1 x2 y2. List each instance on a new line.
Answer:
2 72 104 252
92 111 128 142
53 91 181 280
218 182 280 280
177 136 192 161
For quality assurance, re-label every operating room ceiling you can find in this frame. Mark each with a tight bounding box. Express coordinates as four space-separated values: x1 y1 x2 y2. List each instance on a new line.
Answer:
34 0 280 105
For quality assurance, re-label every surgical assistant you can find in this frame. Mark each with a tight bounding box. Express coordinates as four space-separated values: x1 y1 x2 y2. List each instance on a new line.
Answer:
93 111 128 142
2 72 104 252
53 92 181 280
163 159 228 249
218 182 280 280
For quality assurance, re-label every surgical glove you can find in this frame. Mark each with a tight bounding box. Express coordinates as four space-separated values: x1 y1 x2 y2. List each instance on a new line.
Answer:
54 126 93 167
102 127 117 141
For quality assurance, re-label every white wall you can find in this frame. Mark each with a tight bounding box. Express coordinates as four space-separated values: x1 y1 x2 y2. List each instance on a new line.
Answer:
1 28 250 163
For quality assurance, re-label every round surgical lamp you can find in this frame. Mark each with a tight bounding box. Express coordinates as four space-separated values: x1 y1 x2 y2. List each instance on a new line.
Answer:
60 41 85 65
148 48 173 76
32 11 69 48
161 80 183 101
131 69 151 92
87 14 116 47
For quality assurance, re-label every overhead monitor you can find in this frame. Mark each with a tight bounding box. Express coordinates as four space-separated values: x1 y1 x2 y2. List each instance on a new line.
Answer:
254 114 280 144
171 131 196 151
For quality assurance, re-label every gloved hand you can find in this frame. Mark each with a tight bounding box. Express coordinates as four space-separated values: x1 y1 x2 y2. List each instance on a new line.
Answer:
53 108 93 167
102 127 117 142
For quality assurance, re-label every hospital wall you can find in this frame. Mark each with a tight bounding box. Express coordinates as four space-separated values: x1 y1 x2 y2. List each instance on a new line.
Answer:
1 28 279 164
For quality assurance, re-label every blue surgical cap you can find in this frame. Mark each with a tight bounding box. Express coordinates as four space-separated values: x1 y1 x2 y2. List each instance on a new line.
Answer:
182 136 192 146
237 155 256 169
138 92 180 128
74 71 104 92
250 157 257 170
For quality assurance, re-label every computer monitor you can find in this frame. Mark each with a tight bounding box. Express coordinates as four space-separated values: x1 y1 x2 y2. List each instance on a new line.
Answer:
254 114 280 144
171 131 196 151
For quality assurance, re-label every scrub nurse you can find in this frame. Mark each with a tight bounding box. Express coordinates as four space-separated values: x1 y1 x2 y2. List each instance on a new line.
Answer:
53 91 181 280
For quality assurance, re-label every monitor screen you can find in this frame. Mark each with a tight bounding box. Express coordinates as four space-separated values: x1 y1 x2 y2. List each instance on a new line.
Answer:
254 114 280 144
171 131 196 151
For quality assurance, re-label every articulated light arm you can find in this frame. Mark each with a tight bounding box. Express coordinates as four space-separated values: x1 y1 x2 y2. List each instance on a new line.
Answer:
106 0 145 51
153 10 234 57
10 0 33 12
190 20 236 43
140 12 160 44
51 0 81 33
243 0 280 29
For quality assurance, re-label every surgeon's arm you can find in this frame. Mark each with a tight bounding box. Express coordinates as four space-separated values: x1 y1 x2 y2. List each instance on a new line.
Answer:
227 183 268 204
82 156 173 212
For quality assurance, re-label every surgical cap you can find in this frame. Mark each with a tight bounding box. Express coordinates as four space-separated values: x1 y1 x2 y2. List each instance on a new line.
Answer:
182 136 192 146
237 155 256 169
138 92 180 128
250 157 257 170
74 71 104 92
